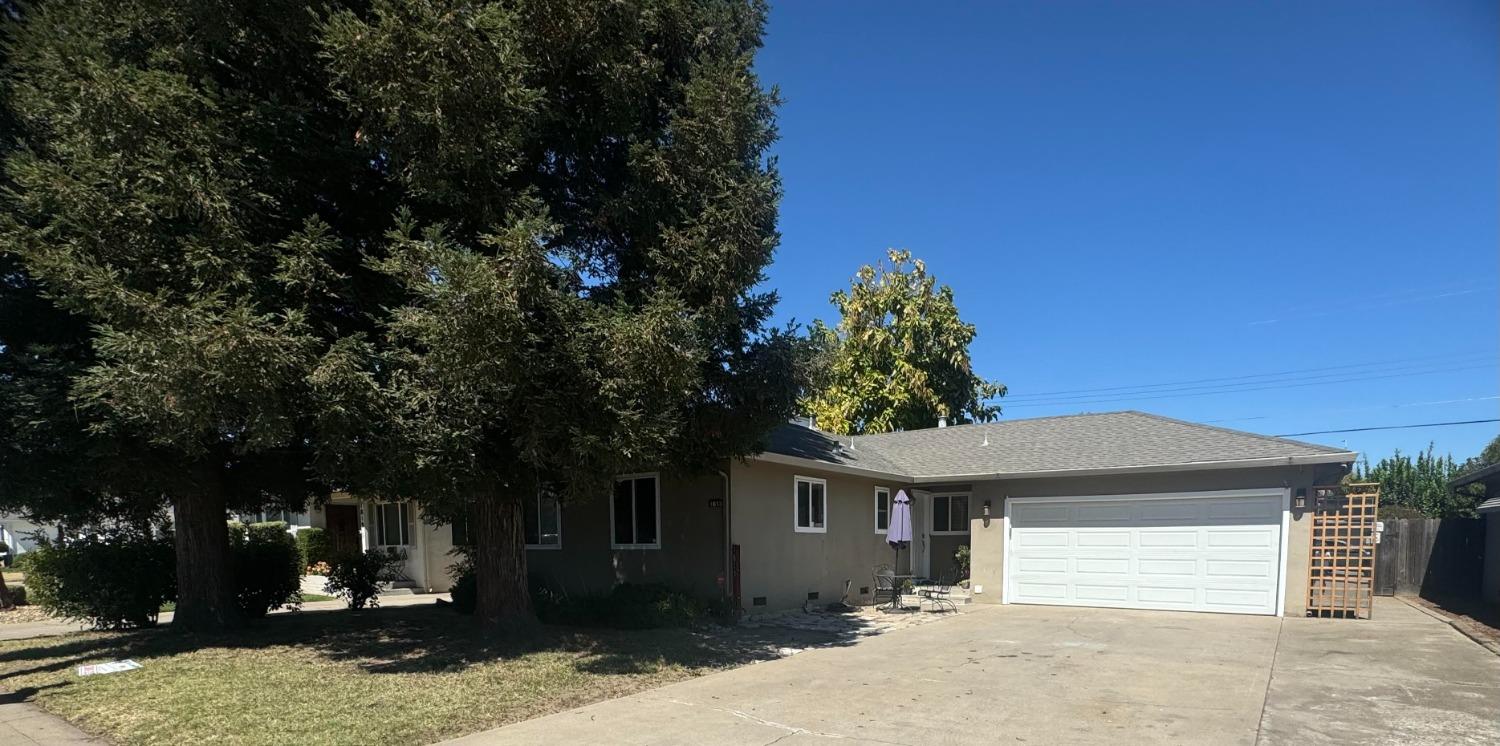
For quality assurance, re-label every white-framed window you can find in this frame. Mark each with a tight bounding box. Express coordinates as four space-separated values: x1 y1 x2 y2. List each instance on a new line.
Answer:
525 492 562 549
794 476 827 533
240 509 310 527
930 494 970 534
375 502 411 546
874 487 891 534
611 474 660 549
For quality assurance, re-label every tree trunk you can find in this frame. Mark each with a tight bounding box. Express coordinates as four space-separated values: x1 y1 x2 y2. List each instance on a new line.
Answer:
473 495 535 630
0 578 13 611
171 478 240 631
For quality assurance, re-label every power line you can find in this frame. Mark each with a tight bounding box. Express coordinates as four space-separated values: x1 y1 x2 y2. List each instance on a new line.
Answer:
1202 395 1500 425
1274 419 1500 437
1002 362 1498 408
1001 352 1491 400
1003 358 1497 405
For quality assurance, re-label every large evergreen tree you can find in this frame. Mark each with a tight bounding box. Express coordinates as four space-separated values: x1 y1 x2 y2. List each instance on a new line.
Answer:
310 0 802 628
0 0 389 629
803 249 1005 435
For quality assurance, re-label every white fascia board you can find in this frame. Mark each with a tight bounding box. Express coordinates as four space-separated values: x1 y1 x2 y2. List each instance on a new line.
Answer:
748 452 908 482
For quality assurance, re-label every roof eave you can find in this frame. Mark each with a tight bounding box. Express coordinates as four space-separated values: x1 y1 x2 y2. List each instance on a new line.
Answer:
749 451 909 482
1450 461 1500 489
907 451 1359 484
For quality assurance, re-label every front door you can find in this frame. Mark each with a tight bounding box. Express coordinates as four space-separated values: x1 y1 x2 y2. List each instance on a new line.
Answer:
324 505 361 557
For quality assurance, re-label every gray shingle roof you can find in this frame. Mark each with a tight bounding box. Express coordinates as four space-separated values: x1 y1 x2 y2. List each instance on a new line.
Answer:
1478 497 1500 514
760 411 1354 480
1450 461 1500 490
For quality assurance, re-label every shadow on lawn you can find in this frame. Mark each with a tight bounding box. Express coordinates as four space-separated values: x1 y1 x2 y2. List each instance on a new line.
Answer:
0 603 884 682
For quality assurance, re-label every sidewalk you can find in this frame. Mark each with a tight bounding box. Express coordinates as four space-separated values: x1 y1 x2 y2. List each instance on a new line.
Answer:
0 592 450 642
0 693 98 744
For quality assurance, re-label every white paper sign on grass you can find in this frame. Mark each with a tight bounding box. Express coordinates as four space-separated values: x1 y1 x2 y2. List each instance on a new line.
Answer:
77 660 142 677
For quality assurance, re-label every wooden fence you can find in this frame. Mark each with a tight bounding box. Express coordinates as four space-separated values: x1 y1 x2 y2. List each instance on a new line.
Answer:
1374 518 1487 597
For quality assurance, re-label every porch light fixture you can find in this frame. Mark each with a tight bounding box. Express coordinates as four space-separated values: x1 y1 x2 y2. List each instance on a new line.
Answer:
981 500 992 527
1294 488 1307 510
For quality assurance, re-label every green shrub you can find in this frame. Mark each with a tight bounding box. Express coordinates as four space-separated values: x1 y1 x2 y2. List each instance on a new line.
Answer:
447 549 476 615
20 528 176 629
326 548 404 609
10 584 26 606
231 521 303 618
954 544 971 579
533 582 709 629
295 527 332 568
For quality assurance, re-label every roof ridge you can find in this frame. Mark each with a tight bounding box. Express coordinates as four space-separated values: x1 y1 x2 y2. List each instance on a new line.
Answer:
1124 410 1354 456
838 410 1133 440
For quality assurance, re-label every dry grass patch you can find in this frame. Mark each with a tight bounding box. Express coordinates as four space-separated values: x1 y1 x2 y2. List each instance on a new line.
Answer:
0 604 780 745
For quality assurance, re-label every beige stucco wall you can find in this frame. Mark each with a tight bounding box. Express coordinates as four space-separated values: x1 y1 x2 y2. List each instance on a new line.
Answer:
730 460 908 611
964 464 1347 616
520 471 727 599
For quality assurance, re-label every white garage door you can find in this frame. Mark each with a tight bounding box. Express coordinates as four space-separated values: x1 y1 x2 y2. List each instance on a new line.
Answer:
1005 490 1286 616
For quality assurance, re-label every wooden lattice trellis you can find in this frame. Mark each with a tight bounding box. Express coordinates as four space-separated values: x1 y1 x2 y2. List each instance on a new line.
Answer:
1306 483 1379 619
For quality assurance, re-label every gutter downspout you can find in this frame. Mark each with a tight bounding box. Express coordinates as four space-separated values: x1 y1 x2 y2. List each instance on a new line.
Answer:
717 467 732 604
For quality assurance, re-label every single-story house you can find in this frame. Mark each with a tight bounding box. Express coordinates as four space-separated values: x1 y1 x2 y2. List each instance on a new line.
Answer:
295 410 1358 618
0 514 60 563
1450 462 1500 605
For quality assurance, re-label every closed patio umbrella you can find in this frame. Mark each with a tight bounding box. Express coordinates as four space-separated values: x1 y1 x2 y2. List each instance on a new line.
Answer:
888 489 913 576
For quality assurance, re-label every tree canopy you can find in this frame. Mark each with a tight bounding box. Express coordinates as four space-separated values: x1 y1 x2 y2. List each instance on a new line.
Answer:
308 0 802 627
1353 443 1486 518
1 0 803 630
802 249 1004 435
0 0 392 629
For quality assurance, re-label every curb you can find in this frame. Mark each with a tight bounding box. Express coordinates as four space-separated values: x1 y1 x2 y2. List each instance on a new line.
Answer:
1396 596 1500 657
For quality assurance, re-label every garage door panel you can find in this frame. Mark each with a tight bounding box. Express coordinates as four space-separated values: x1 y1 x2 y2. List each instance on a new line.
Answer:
1075 558 1130 574
1138 530 1198 548
1015 581 1068 599
1074 503 1133 522
1008 493 1284 616
1137 586 1197 605
1013 504 1070 523
1138 558 1197 576
1074 584 1129 602
1206 528 1277 548
1206 498 1280 521
1205 559 1273 579
1015 556 1069 573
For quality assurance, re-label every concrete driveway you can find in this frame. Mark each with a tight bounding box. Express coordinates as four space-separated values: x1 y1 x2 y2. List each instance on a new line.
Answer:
447 597 1500 745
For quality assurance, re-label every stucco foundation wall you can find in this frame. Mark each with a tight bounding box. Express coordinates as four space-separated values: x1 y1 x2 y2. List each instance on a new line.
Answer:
964 464 1347 616
731 461 898 611
1483 512 1499 605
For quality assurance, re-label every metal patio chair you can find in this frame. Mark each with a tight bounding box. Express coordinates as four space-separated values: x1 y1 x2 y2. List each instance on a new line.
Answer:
919 569 958 613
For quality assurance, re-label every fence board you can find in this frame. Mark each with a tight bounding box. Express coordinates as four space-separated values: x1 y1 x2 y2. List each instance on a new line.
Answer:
1373 517 1485 597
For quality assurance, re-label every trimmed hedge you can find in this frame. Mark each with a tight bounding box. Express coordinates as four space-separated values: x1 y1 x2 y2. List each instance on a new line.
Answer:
19 528 176 629
231 521 304 618
295 527 332 568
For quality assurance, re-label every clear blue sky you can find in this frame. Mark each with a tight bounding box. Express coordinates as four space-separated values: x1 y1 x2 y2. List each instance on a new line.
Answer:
754 1 1498 464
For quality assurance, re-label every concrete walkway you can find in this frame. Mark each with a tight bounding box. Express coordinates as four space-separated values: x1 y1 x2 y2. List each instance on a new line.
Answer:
0 593 450 642
445 597 1500 745
0 695 97 744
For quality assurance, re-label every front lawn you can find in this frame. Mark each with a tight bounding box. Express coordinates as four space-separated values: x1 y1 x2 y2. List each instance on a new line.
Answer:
0 604 776 745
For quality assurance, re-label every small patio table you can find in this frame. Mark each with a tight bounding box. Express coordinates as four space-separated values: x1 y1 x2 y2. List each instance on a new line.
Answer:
880 574 919 613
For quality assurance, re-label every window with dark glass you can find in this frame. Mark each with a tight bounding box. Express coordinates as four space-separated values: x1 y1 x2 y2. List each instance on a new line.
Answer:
525 492 562 548
875 487 890 533
611 475 658 548
932 495 969 533
795 477 827 532
376 502 410 545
